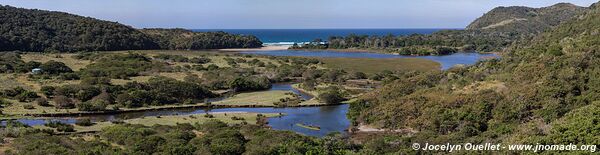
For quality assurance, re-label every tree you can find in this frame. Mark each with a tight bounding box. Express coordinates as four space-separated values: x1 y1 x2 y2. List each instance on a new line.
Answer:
39 60 73 75
318 88 345 105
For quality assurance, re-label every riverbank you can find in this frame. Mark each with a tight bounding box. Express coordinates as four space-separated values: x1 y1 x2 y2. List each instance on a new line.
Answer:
219 45 291 51
33 112 281 133
0 89 329 118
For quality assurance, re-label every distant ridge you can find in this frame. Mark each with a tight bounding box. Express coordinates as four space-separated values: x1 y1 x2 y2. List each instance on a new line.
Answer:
297 2 589 54
466 3 586 34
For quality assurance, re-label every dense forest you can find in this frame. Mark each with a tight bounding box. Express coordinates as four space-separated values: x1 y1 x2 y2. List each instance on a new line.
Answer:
293 3 586 55
348 2 600 153
0 5 262 52
141 29 262 50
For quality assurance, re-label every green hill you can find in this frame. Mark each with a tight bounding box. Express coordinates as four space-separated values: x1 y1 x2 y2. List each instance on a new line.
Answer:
0 5 158 52
467 3 586 34
349 2 600 152
0 5 262 52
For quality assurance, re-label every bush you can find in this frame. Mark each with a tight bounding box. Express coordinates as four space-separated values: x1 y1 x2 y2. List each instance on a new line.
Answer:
4 87 26 97
318 88 345 104
40 86 56 97
52 96 75 109
39 60 73 75
23 104 35 109
58 73 80 80
35 98 50 106
45 121 75 132
16 91 39 102
81 77 111 85
189 57 211 64
206 64 219 71
353 72 368 79
228 76 271 92
75 118 94 126
77 100 108 111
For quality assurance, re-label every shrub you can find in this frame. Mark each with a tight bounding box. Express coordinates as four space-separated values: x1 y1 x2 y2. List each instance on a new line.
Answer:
75 118 94 126
206 64 219 70
230 116 245 121
318 88 345 104
81 77 111 85
45 121 75 132
39 60 73 75
16 91 39 102
353 72 368 79
4 87 26 97
228 76 271 92
40 86 56 97
23 104 35 109
189 57 211 64
58 73 80 80
52 96 75 109
35 98 50 106
77 100 108 111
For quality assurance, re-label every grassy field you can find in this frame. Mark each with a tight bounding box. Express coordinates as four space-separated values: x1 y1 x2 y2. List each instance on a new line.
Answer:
21 53 91 71
213 91 292 106
211 90 324 106
34 112 280 133
319 57 440 74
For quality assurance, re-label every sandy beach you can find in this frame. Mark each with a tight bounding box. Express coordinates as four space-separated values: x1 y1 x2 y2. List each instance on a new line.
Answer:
219 45 291 51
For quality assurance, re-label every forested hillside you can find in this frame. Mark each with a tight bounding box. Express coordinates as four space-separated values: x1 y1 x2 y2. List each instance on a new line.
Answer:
296 3 586 55
140 28 262 50
349 1 600 153
0 5 158 52
0 5 262 52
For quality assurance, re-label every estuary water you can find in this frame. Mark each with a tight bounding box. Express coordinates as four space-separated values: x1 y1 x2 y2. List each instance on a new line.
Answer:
243 50 497 70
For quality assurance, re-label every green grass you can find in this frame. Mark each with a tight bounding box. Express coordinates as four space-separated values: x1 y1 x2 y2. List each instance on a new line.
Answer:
21 53 91 71
319 57 440 74
212 90 328 106
296 123 321 130
213 90 295 106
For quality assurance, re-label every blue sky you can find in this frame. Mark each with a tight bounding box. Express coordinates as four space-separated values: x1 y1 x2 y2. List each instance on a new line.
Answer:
0 0 596 29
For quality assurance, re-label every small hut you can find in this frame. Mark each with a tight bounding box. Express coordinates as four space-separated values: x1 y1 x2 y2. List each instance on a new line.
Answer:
31 68 43 74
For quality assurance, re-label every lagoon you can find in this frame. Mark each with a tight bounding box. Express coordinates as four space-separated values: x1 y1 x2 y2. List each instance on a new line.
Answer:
242 50 497 70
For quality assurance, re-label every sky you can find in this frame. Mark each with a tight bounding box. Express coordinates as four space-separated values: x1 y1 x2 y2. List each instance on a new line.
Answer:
0 0 597 29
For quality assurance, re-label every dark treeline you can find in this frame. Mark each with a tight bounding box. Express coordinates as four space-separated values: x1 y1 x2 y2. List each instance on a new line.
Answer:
325 30 517 54
141 29 262 50
293 3 585 55
292 29 524 55
0 5 262 52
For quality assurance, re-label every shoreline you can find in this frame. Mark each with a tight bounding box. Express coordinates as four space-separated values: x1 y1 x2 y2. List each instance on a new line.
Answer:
1 102 345 119
219 45 291 51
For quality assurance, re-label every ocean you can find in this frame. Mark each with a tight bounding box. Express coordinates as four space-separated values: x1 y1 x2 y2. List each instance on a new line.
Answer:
192 29 451 45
